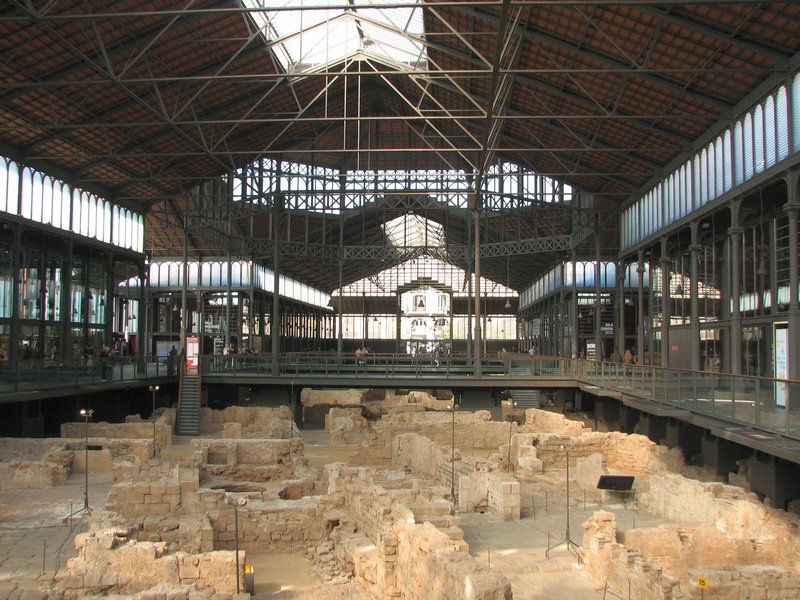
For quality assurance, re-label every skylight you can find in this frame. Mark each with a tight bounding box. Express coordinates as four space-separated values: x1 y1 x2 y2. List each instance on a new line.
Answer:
383 213 444 248
243 0 427 73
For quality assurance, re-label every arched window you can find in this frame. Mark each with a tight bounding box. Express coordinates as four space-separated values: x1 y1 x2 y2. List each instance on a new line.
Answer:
0 159 18 214
743 113 754 180
112 206 120 246
792 73 800 152
722 131 733 192
20 167 34 219
58 183 68 230
776 85 789 161
211 262 222 287
72 189 82 233
136 215 144 252
39 174 52 225
713 138 724 198
87 195 97 238
753 104 765 173
733 120 744 185
692 155 702 209
764 95 777 168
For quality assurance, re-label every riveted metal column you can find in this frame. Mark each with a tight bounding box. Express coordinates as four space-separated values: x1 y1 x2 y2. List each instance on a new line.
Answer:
271 184 282 376
637 250 645 365
729 198 743 375
472 195 482 377
689 221 701 372
785 171 800 381
9 226 20 362
60 240 73 362
570 253 577 358
689 232 702 371
617 259 625 354
180 216 188 353
660 237 670 368
594 232 602 359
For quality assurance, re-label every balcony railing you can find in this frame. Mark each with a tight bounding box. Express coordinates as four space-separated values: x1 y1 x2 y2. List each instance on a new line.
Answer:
0 352 796 443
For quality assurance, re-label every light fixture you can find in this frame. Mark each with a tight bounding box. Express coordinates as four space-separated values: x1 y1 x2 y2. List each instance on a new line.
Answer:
675 284 684 296
149 385 160 458
417 297 425 309
373 316 379 322
79 408 94 513
504 298 512 309
756 261 769 277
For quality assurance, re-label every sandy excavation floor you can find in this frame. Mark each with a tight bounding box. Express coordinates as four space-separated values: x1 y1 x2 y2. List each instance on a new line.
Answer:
0 425 663 599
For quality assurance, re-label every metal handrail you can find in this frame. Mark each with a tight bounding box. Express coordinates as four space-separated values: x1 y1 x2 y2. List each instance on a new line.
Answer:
1 352 797 442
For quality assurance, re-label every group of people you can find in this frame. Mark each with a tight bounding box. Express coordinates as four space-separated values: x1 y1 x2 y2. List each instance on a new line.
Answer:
609 347 638 365
354 346 371 364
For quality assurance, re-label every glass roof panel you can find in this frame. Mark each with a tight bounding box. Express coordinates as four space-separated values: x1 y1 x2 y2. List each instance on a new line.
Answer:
383 213 445 248
243 0 427 73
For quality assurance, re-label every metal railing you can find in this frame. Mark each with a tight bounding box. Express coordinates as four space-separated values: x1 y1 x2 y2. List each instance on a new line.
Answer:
200 352 538 378
573 359 800 441
1 351 797 442
0 355 174 394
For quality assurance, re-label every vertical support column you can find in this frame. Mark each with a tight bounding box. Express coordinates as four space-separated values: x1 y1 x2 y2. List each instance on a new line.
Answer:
594 234 602 359
785 171 800 380
181 217 189 353
9 227 20 361
60 240 73 362
103 254 114 347
617 259 625 354
361 292 367 349
472 196 482 376
729 198 743 375
570 254 577 358
466 222 473 360
337 172 345 359
337 261 343 357
395 292 402 354
139 262 149 365
226 250 233 349
271 193 281 376
449 291 454 355
689 221 701 372
660 237 670 368
637 250 645 365
248 260 256 351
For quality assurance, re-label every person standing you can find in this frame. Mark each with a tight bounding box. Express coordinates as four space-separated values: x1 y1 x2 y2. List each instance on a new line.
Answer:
610 347 622 363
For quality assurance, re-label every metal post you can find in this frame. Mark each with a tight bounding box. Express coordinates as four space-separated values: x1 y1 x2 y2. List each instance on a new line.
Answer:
79 408 94 512
234 502 240 594
449 403 456 505
149 385 159 458
507 400 516 474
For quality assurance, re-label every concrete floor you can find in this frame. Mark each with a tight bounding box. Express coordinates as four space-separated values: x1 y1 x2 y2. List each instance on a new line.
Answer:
0 471 113 599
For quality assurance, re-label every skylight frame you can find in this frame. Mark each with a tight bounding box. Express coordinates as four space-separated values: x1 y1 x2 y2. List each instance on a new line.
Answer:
243 0 428 73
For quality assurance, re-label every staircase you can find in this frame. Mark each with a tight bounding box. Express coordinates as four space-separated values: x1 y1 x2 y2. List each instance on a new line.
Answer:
176 371 201 435
512 389 540 409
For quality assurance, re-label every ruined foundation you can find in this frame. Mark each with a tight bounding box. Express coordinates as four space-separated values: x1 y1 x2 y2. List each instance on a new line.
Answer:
1 393 799 599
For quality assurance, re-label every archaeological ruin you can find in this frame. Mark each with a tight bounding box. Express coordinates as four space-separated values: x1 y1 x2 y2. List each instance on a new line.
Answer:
1 388 799 600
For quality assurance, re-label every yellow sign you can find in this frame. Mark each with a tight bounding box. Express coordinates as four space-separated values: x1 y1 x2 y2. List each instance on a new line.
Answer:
697 577 708 589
